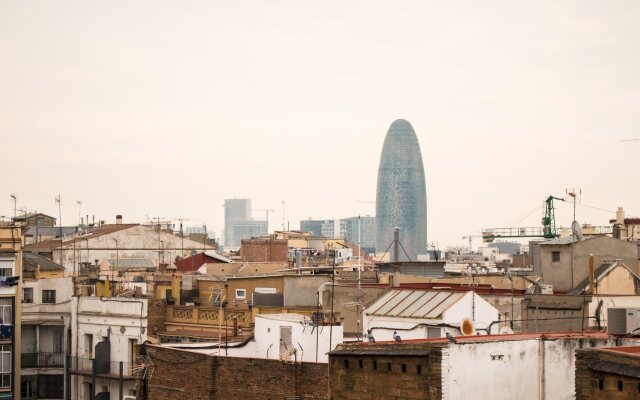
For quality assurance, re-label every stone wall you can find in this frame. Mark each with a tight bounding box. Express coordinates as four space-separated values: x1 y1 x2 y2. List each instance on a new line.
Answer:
576 348 640 400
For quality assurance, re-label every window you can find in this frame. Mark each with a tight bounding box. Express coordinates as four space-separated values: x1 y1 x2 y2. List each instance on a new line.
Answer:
0 258 13 278
359 360 363 368
42 290 56 304
402 364 407 373
417 365 422 375
387 362 392 371
84 334 94 358
38 375 63 399
235 289 246 300
618 380 623 391
344 360 349 369
0 345 11 388
373 361 377 370
22 287 33 303
599 379 604 390
551 251 560 262
0 299 11 325
21 377 35 399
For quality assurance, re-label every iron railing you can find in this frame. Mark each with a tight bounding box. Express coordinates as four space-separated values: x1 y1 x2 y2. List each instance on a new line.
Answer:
69 357 134 377
21 352 65 368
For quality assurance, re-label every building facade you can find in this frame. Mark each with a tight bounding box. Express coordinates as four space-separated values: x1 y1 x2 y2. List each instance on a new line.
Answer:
376 119 427 261
0 226 22 400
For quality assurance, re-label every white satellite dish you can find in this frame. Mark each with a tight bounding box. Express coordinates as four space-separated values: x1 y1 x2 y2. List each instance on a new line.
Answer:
572 221 583 241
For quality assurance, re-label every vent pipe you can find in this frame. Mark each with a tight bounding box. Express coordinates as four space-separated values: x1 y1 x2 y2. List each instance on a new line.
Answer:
393 228 400 263
588 254 595 294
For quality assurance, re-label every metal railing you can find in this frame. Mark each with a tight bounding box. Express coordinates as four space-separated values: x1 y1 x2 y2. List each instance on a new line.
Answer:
21 352 65 368
69 357 134 377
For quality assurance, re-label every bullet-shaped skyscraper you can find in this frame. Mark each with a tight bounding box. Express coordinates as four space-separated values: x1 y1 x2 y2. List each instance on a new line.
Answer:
376 119 427 261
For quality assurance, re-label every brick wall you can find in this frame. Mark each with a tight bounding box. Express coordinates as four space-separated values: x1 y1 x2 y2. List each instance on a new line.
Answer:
576 349 640 400
240 239 288 262
141 345 328 400
146 298 167 339
329 344 443 400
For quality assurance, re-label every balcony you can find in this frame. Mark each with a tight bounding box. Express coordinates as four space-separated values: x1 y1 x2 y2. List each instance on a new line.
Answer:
69 357 135 380
21 352 64 368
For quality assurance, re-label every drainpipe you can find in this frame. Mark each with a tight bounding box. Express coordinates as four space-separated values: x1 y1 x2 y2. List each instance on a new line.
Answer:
538 338 545 400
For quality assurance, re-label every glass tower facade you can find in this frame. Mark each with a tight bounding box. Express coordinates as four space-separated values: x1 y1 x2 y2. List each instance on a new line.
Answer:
376 119 427 261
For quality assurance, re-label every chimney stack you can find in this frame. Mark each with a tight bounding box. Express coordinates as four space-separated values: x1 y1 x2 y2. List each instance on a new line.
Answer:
116 215 123 225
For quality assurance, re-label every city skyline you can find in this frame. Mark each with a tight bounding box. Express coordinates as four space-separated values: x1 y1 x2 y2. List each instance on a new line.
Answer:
1 1 639 248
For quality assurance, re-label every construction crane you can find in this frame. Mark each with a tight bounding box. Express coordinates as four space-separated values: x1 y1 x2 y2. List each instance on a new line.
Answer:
461 235 482 252
482 195 565 242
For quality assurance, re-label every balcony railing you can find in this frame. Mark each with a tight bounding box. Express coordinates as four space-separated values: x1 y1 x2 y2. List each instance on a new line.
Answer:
21 352 65 368
69 357 134 378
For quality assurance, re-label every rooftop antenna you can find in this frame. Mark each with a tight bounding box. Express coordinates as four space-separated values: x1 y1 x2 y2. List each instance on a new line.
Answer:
76 200 82 226
281 200 286 231
9 194 17 220
566 188 582 289
55 194 63 265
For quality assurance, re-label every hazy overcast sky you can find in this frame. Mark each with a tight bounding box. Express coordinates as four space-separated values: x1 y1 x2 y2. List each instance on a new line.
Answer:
1 1 639 248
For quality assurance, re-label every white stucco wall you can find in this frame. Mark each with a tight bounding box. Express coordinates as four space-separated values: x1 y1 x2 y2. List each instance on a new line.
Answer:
59 224 211 272
442 337 622 400
254 314 342 363
71 296 148 400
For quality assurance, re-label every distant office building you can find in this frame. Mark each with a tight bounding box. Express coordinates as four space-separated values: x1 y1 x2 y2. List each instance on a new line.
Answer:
376 119 427 261
343 216 376 253
300 220 326 237
224 199 267 247
226 220 267 247
300 219 345 238
224 199 251 225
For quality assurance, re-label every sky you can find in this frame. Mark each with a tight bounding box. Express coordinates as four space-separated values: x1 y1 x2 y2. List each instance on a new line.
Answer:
1 1 639 249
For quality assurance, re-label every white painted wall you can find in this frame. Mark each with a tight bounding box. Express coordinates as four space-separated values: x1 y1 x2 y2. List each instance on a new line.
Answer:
170 314 343 363
254 314 342 363
442 337 622 400
72 296 148 400
60 224 211 272
587 295 640 328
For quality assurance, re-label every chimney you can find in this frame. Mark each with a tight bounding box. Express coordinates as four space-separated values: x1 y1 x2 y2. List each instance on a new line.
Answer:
616 207 625 225
116 215 123 225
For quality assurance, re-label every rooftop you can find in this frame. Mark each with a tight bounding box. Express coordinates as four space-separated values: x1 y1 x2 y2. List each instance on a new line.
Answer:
330 331 613 354
255 313 311 323
366 289 467 319
26 223 139 249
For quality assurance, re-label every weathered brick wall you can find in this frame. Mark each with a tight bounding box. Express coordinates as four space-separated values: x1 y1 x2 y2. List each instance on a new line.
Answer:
212 356 328 399
141 345 328 400
145 346 214 400
240 239 288 262
329 345 443 400
147 298 167 339
576 349 640 400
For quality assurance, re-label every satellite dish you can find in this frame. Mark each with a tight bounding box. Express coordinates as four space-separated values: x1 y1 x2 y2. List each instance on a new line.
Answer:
499 326 514 335
572 221 583 241
461 318 475 336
